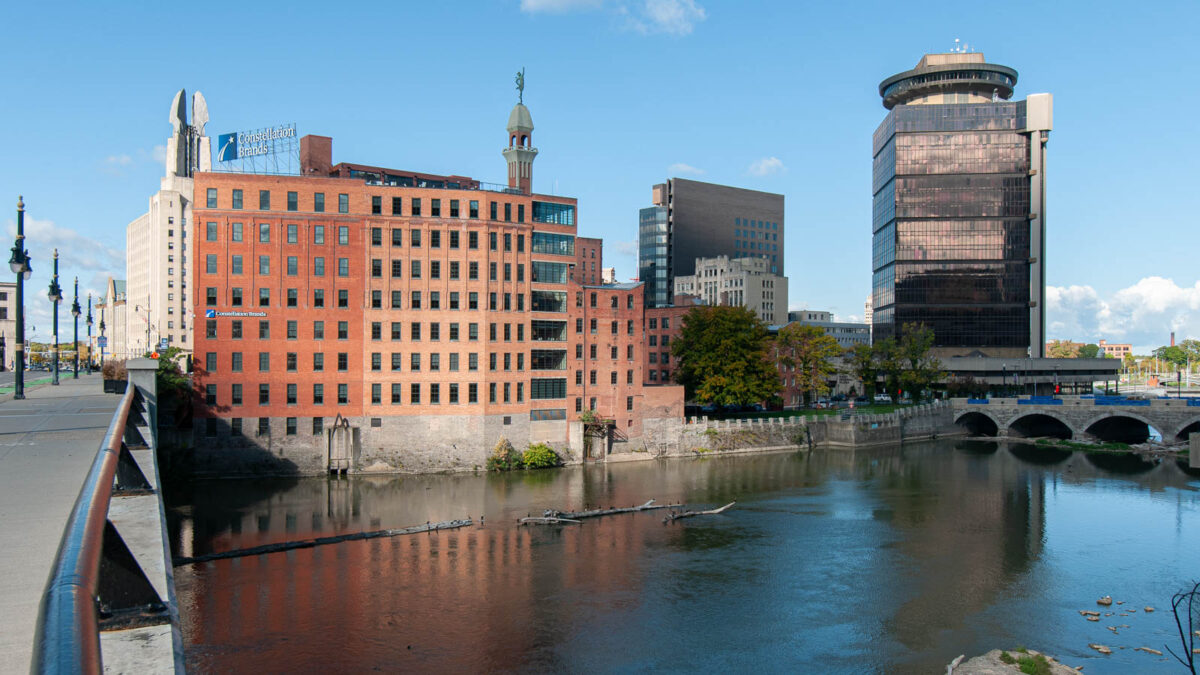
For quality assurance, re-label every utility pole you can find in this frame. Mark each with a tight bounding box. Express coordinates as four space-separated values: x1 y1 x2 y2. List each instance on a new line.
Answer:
71 276 80 378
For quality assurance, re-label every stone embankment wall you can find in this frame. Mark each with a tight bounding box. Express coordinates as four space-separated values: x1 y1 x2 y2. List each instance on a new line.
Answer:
175 402 962 477
628 401 962 459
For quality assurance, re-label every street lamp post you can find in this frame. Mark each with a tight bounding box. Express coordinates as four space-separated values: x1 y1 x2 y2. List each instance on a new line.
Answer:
9 196 33 399
70 277 80 379
86 293 93 374
47 249 62 386
99 312 106 370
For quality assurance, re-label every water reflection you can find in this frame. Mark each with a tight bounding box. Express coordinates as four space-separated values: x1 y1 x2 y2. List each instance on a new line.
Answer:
1007 442 1072 465
170 441 1200 674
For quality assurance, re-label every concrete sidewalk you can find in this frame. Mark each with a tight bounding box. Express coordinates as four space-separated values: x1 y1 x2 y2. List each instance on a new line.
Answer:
0 373 120 673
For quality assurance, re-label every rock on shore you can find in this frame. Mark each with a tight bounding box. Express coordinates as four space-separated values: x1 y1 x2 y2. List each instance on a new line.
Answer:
950 649 1080 674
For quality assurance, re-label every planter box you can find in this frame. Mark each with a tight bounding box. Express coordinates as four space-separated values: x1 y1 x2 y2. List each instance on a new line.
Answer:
103 379 128 394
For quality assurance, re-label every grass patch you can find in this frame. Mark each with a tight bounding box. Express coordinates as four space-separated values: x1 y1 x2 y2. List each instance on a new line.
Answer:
1035 438 1130 452
998 648 1051 674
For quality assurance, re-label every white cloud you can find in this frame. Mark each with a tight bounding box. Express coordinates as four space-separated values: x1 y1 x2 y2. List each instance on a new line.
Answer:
626 0 706 35
668 162 704 175
520 0 603 12
748 156 785 176
615 240 638 257
523 0 706 35
151 145 167 163
1047 276 1200 353
106 154 133 167
3 216 123 345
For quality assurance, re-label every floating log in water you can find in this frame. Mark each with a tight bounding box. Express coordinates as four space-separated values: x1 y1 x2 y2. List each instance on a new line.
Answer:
527 499 677 523
519 516 582 525
173 518 473 565
663 502 736 523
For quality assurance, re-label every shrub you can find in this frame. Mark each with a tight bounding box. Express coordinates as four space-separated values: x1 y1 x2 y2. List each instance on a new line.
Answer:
485 437 523 472
101 359 127 381
522 442 561 470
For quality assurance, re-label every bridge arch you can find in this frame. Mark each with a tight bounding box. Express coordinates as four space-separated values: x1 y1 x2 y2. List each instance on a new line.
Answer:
1007 411 1074 439
954 410 1000 437
1171 416 1200 443
1080 412 1163 445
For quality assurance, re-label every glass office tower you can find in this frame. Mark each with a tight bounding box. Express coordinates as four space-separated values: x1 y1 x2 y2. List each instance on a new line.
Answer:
871 52 1051 358
638 205 670 308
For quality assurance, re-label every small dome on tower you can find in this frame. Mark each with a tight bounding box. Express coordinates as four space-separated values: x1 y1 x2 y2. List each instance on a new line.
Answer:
507 103 534 132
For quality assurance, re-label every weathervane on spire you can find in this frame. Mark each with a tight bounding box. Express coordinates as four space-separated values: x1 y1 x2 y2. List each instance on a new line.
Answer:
515 67 526 104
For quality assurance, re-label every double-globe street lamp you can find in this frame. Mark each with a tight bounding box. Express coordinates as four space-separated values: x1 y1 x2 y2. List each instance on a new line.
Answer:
71 277 80 379
47 249 62 386
8 196 33 399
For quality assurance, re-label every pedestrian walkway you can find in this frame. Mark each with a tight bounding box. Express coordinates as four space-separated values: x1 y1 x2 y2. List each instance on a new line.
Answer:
0 373 120 673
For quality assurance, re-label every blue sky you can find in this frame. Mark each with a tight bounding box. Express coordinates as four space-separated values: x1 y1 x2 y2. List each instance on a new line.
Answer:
1 0 1197 352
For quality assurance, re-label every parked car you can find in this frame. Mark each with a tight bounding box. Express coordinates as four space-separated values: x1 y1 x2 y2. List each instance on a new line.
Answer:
874 394 892 403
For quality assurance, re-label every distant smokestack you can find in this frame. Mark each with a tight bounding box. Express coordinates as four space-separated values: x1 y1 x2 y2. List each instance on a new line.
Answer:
1171 331 1176 347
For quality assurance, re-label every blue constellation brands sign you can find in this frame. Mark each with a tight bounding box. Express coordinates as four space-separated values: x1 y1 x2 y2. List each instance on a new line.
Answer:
217 124 297 162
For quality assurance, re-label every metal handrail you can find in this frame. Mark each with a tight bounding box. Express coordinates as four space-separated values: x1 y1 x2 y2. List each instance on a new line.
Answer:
31 386 138 674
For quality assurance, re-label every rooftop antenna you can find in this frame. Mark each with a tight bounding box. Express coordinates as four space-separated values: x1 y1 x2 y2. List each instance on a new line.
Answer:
952 38 961 53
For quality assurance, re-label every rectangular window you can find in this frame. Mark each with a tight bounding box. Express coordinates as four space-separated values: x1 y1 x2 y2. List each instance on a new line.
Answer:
412 199 422 217
430 199 440 218
411 323 421 341
232 384 243 405
287 352 297 371
287 320 297 339
449 383 459 404
504 204 512 222
411 260 421 279
338 258 349 277
313 353 325 372
258 222 270 242
338 193 349 213
313 417 323 435
337 321 348 339
391 197 402 215
517 204 525 223
231 288 243 306
286 191 297 211
231 222 243 242
371 228 382 246
469 383 478 403
206 221 217 241
287 383 297 404
206 287 217 306
431 261 441 280
205 254 217 274
232 189 243 210
206 188 217 209
313 383 324 403
430 384 440 405
314 289 325 307
259 383 270 405
338 226 349 245
371 196 382 215
258 320 270 339
371 290 381 308
231 255 243 275
411 291 422 309
371 352 381 371
338 384 348 404
314 257 325 276
259 190 270 210
314 321 325 340
337 352 348 371
391 383 402 404
410 383 421 404
314 193 325 212
258 255 270 275
314 225 325 245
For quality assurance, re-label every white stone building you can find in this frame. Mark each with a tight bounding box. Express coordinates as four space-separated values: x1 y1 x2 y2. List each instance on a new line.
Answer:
672 256 788 325
95 277 128 362
1 281 16 370
125 89 210 358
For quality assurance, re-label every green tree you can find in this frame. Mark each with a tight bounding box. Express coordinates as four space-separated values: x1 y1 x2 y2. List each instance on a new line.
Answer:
897 323 945 401
1078 343 1101 359
1154 345 1188 367
671 305 779 406
847 343 879 398
1046 339 1078 358
775 324 842 406
1178 339 1200 363
874 337 904 403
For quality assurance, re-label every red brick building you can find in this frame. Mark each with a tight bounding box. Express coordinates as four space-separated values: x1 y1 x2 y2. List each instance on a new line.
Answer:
573 237 603 285
190 101 682 472
643 295 701 385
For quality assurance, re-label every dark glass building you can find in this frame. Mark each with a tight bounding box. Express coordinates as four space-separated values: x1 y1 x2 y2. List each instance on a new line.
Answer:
871 52 1051 358
639 178 784 308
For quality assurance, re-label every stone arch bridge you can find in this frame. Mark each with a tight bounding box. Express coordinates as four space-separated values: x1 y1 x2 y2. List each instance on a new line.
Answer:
951 397 1200 444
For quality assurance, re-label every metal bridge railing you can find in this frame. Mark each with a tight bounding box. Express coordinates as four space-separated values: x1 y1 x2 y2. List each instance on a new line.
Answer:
31 374 176 674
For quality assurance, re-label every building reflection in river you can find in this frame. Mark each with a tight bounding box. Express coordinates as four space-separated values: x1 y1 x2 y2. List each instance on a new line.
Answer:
169 441 1200 673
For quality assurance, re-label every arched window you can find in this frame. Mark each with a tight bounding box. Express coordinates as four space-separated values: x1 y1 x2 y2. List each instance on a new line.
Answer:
521 134 528 146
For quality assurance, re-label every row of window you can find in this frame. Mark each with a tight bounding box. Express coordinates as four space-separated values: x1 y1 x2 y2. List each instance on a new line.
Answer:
204 380 541 407
203 319 536 342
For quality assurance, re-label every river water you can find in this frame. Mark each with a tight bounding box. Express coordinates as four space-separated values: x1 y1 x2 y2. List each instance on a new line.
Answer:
168 440 1200 673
